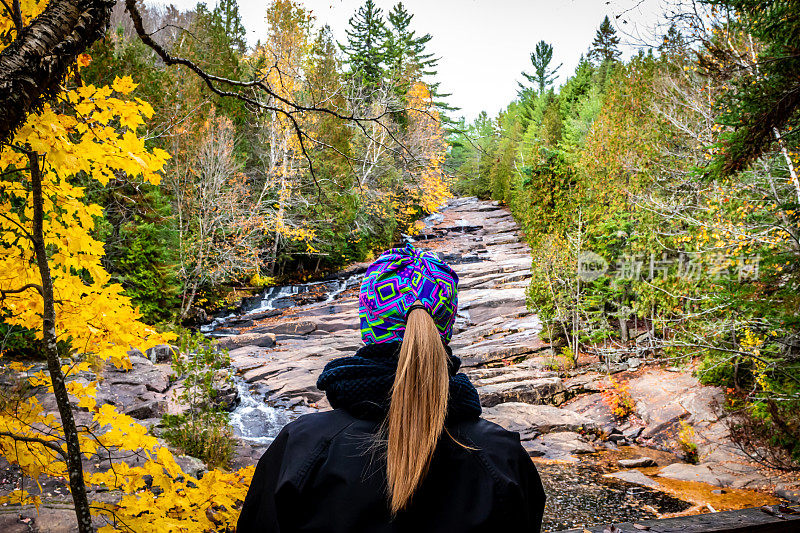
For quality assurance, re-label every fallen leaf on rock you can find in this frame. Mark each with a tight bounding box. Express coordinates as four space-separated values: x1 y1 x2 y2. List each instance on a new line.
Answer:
633 525 650 531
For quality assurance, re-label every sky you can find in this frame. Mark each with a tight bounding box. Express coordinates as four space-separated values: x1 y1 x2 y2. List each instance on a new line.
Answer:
149 0 669 121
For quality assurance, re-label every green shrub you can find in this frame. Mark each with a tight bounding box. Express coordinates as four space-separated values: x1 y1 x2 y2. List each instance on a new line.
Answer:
162 412 234 470
161 331 235 469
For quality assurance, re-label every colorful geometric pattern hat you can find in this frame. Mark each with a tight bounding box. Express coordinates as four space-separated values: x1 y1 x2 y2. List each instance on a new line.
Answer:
359 244 459 345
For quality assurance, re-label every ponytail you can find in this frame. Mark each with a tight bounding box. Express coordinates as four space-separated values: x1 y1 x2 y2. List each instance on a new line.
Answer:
386 302 449 514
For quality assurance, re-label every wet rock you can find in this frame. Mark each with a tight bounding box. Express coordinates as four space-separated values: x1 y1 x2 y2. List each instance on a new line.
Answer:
657 463 735 488
224 318 254 328
215 333 277 350
619 457 657 468
483 402 599 438
604 469 661 489
213 370 239 411
246 309 283 321
608 433 627 444
231 443 269 470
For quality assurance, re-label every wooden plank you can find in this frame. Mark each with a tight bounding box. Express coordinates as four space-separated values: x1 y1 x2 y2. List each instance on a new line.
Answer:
557 505 800 533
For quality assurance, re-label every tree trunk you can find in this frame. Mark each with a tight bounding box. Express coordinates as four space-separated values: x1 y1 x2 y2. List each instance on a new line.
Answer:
0 0 114 142
28 152 93 533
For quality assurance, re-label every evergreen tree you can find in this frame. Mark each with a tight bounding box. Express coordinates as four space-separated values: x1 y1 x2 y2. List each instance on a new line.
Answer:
340 0 387 87
215 0 247 53
384 3 455 118
385 3 434 86
589 15 621 64
658 23 687 59
519 40 562 97
702 0 800 176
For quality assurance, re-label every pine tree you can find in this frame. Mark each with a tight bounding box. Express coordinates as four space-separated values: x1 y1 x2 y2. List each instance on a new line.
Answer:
589 15 621 64
385 3 433 87
215 0 247 53
340 0 387 87
384 3 456 121
519 40 562 97
658 23 687 58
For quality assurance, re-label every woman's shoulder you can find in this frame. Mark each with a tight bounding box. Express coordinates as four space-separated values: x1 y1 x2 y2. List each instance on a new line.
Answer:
450 416 525 449
273 408 365 446
446 417 532 477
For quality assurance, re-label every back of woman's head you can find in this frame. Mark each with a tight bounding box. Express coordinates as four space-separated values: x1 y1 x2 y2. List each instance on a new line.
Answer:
387 303 449 513
357 244 459 513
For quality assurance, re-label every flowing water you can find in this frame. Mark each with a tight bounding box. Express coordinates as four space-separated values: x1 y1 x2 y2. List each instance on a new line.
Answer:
219 273 362 444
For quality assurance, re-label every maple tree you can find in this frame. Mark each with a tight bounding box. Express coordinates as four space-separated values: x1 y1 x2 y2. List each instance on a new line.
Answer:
0 4 255 530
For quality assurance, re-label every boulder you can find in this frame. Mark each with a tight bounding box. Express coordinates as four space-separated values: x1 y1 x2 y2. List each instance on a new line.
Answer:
657 463 735 488
478 376 566 407
618 457 657 468
538 431 595 455
104 360 170 394
182 306 209 327
215 333 276 350
145 344 179 364
604 469 661 489
482 402 598 438
125 397 167 420
174 454 207 479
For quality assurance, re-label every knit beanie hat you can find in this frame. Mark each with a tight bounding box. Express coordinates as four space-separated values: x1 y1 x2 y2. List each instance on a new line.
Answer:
359 244 459 345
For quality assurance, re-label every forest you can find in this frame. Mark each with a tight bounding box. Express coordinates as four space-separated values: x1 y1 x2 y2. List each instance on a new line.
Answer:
450 3 800 470
0 0 799 531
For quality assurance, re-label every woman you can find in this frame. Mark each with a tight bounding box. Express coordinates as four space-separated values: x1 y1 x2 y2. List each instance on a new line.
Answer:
237 245 546 532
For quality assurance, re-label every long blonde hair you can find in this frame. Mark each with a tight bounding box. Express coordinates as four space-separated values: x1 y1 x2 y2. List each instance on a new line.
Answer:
386 302 449 514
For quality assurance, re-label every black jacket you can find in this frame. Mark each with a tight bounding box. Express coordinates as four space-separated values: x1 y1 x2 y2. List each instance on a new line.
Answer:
237 408 546 532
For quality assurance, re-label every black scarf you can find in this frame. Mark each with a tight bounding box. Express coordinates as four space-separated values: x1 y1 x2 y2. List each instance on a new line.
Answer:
317 341 482 421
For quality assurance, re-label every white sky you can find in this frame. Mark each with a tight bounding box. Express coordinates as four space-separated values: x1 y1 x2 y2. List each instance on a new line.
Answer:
149 0 668 120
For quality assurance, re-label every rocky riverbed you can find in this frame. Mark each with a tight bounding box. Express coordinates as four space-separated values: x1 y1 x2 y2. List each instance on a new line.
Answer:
208 197 797 526
2 197 797 532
